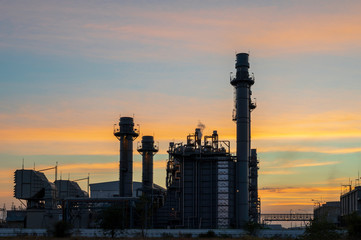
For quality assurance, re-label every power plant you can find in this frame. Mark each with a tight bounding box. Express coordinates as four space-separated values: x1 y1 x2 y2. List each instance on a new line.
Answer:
8 53 260 229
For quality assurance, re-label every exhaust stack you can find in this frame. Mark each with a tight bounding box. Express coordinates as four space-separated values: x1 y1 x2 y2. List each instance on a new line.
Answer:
114 117 139 197
137 136 158 190
230 53 256 226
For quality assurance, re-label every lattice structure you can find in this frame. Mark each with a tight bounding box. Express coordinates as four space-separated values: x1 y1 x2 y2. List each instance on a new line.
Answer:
261 213 313 222
217 161 230 228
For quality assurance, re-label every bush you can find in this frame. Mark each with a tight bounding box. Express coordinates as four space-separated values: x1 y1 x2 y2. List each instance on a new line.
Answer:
302 219 340 240
199 230 217 238
244 221 262 236
52 220 72 238
161 232 174 238
179 232 193 238
219 233 233 238
345 212 361 239
100 205 126 238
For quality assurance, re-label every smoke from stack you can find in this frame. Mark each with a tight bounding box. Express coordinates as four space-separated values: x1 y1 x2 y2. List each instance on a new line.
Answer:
197 121 206 139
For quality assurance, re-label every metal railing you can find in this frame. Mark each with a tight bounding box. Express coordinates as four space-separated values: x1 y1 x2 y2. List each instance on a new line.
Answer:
261 213 313 222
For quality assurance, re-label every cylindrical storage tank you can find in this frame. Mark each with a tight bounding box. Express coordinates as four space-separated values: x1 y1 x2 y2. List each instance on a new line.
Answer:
138 136 158 190
114 117 139 197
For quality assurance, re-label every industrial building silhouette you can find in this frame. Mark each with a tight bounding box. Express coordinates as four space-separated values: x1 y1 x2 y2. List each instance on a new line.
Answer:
11 53 260 229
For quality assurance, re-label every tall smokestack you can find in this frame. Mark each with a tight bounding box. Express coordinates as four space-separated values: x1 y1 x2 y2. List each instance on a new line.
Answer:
114 117 139 197
230 53 256 226
137 136 158 190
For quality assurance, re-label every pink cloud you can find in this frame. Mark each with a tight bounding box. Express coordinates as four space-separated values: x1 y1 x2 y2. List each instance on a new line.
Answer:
2 2 361 60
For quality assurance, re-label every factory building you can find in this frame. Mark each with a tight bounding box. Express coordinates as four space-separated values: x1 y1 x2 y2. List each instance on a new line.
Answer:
340 186 361 217
155 133 259 228
12 169 88 228
314 201 340 226
155 130 236 228
10 53 259 229
55 180 89 199
14 170 57 209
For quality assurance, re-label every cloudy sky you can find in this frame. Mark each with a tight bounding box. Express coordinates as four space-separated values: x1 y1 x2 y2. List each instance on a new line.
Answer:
1 0 361 214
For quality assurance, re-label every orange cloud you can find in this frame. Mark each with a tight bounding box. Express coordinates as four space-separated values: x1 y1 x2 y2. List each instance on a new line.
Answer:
80 4 361 57
260 170 295 175
4 2 360 62
265 159 340 169
259 186 341 200
0 94 236 155
0 127 113 142
260 186 339 194
259 186 341 212
50 160 167 173
253 110 361 141
268 202 314 206
257 145 361 154
293 161 340 167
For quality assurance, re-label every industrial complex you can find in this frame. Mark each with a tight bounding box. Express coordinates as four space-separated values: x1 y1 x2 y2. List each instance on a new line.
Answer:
6 53 258 229
4 54 361 232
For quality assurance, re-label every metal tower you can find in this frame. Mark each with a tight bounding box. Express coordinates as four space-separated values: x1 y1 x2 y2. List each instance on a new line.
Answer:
114 117 139 197
137 136 158 190
230 53 256 226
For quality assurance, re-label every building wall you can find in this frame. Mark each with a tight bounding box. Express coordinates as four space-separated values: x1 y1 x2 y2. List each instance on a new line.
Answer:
314 201 340 225
90 181 142 198
340 186 361 217
157 153 236 229
26 209 62 229
182 158 219 228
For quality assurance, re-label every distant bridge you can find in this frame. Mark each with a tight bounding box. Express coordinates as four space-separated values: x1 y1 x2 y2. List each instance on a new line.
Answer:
261 213 313 222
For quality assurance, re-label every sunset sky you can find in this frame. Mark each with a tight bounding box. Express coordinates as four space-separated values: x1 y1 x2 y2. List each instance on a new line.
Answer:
1 0 361 215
